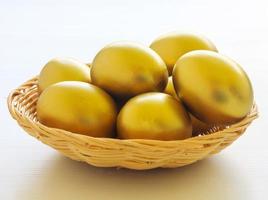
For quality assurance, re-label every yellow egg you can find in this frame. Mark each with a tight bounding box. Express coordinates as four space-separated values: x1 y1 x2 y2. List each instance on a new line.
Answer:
37 81 117 137
117 92 192 140
91 42 168 98
173 50 254 125
164 77 178 99
38 58 91 93
150 32 217 75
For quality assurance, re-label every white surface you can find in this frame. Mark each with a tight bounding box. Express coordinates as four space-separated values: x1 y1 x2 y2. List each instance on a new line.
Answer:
1 0 267 199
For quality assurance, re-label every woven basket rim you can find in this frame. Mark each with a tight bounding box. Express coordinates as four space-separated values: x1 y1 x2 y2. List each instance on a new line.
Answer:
7 76 259 169
7 76 259 144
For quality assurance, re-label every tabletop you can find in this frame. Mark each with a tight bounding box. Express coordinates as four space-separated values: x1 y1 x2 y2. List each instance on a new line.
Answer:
1 0 267 199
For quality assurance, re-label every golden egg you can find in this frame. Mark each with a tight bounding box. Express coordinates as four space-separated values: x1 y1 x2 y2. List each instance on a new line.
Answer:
117 92 192 140
91 42 168 98
38 57 91 93
173 50 254 125
164 77 178 99
150 32 217 75
37 81 117 137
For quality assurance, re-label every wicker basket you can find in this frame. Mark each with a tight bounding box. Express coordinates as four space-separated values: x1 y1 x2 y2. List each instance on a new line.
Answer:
7 77 258 170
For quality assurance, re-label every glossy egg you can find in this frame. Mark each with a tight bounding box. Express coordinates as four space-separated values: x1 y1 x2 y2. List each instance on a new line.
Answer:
37 81 117 137
117 92 192 140
91 42 168 98
38 58 91 93
164 77 179 99
150 32 217 75
173 50 254 124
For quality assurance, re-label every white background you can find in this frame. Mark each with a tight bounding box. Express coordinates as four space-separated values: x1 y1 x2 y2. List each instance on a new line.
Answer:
1 0 267 199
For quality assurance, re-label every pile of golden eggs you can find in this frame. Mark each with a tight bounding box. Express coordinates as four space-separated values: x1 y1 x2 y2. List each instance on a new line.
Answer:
37 32 254 141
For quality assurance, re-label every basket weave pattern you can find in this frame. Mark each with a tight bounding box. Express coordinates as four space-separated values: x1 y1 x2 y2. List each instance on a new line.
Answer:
8 77 258 170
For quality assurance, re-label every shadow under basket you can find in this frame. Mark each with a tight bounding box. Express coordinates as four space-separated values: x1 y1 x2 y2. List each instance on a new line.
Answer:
7 77 258 170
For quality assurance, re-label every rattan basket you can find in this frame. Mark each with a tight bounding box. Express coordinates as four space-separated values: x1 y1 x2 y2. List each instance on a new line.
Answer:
8 77 258 170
